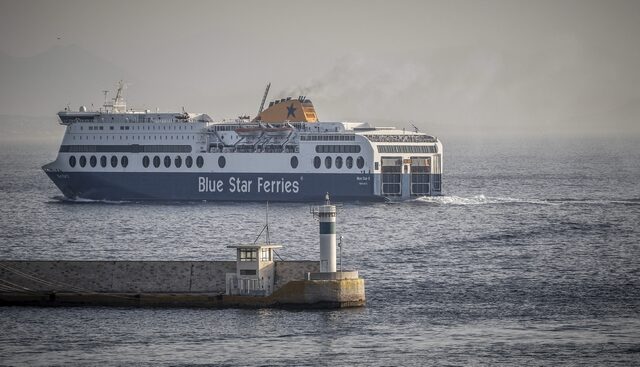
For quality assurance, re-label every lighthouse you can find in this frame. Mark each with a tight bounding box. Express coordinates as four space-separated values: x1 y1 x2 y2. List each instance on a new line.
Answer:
316 193 337 272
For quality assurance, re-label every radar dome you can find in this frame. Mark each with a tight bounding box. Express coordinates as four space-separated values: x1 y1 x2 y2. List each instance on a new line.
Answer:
79 106 87 112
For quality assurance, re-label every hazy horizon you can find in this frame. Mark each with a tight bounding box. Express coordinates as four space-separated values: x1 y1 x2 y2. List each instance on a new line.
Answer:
1 0 639 138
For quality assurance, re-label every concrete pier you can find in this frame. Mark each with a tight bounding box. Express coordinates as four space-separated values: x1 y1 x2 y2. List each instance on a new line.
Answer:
0 260 365 308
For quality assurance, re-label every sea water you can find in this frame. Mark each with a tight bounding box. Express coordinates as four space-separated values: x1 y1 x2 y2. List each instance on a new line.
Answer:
0 135 639 366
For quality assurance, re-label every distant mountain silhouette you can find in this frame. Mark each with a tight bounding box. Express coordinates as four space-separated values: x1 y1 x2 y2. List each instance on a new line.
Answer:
0 44 131 116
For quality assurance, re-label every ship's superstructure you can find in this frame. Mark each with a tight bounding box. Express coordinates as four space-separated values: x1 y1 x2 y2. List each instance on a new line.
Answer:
43 83 443 201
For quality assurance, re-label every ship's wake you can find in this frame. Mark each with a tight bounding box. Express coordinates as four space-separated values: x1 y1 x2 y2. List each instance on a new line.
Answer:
408 195 640 206
50 195 131 205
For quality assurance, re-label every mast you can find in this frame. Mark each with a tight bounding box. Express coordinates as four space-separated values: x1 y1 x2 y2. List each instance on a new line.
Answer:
257 82 271 117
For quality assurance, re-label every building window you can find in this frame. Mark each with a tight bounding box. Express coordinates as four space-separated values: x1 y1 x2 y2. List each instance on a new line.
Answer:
261 248 271 261
197 156 205 168
89 156 97 168
153 156 160 168
175 156 182 168
69 156 76 167
239 248 257 261
121 156 128 168
346 156 353 169
143 156 150 168
186 156 193 168
290 156 298 169
100 156 107 168
111 155 118 168
217 156 225 168
164 155 171 168
313 156 321 169
325 156 332 169
335 156 343 169
240 269 256 275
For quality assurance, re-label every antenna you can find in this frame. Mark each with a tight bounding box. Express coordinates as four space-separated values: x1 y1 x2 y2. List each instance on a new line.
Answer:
257 82 271 116
411 123 419 133
253 201 272 245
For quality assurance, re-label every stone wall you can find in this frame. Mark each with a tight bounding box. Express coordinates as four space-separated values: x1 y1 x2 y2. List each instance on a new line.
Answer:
273 261 319 290
0 260 318 294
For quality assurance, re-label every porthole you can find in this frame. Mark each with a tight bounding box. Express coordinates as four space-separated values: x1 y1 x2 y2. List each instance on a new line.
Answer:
313 156 321 169
143 156 150 168
164 156 171 168
100 156 107 168
121 156 128 168
79 155 87 168
153 156 160 168
357 156 365 169
111 156 118 168
325 156 332 169
197 156 204 168
290 156 298 169
217 156 225 168
90 156 97 168
175 156 182 168
335 156 343 169
69 156 76 168
186 156 193 168
346 156 353 169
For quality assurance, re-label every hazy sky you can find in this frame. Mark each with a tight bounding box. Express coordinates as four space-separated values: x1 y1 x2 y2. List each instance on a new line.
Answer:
1 0 639 137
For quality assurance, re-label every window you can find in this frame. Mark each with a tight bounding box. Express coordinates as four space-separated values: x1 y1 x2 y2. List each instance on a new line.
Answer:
377 145 437 153
240 269 256 275
121 156 128 168
217 156 224 168
335 156 343 169
175 156 182 168
290 156 298 169
79 155 87 167
261 248 271 261
313 156 321 169
197 156 204 168
143 156 150 168
346 156 353 169
239 248 257 261
111 156 118 168
325 156 332 169
186 156 193 168
90 156 97 167
100 156 107 168
357 156 365 169
315 145 361 153
69 156 76 167
153 156 160 168
164 156 171 168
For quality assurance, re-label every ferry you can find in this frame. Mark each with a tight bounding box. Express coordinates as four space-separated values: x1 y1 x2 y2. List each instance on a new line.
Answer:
42 82 443 201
